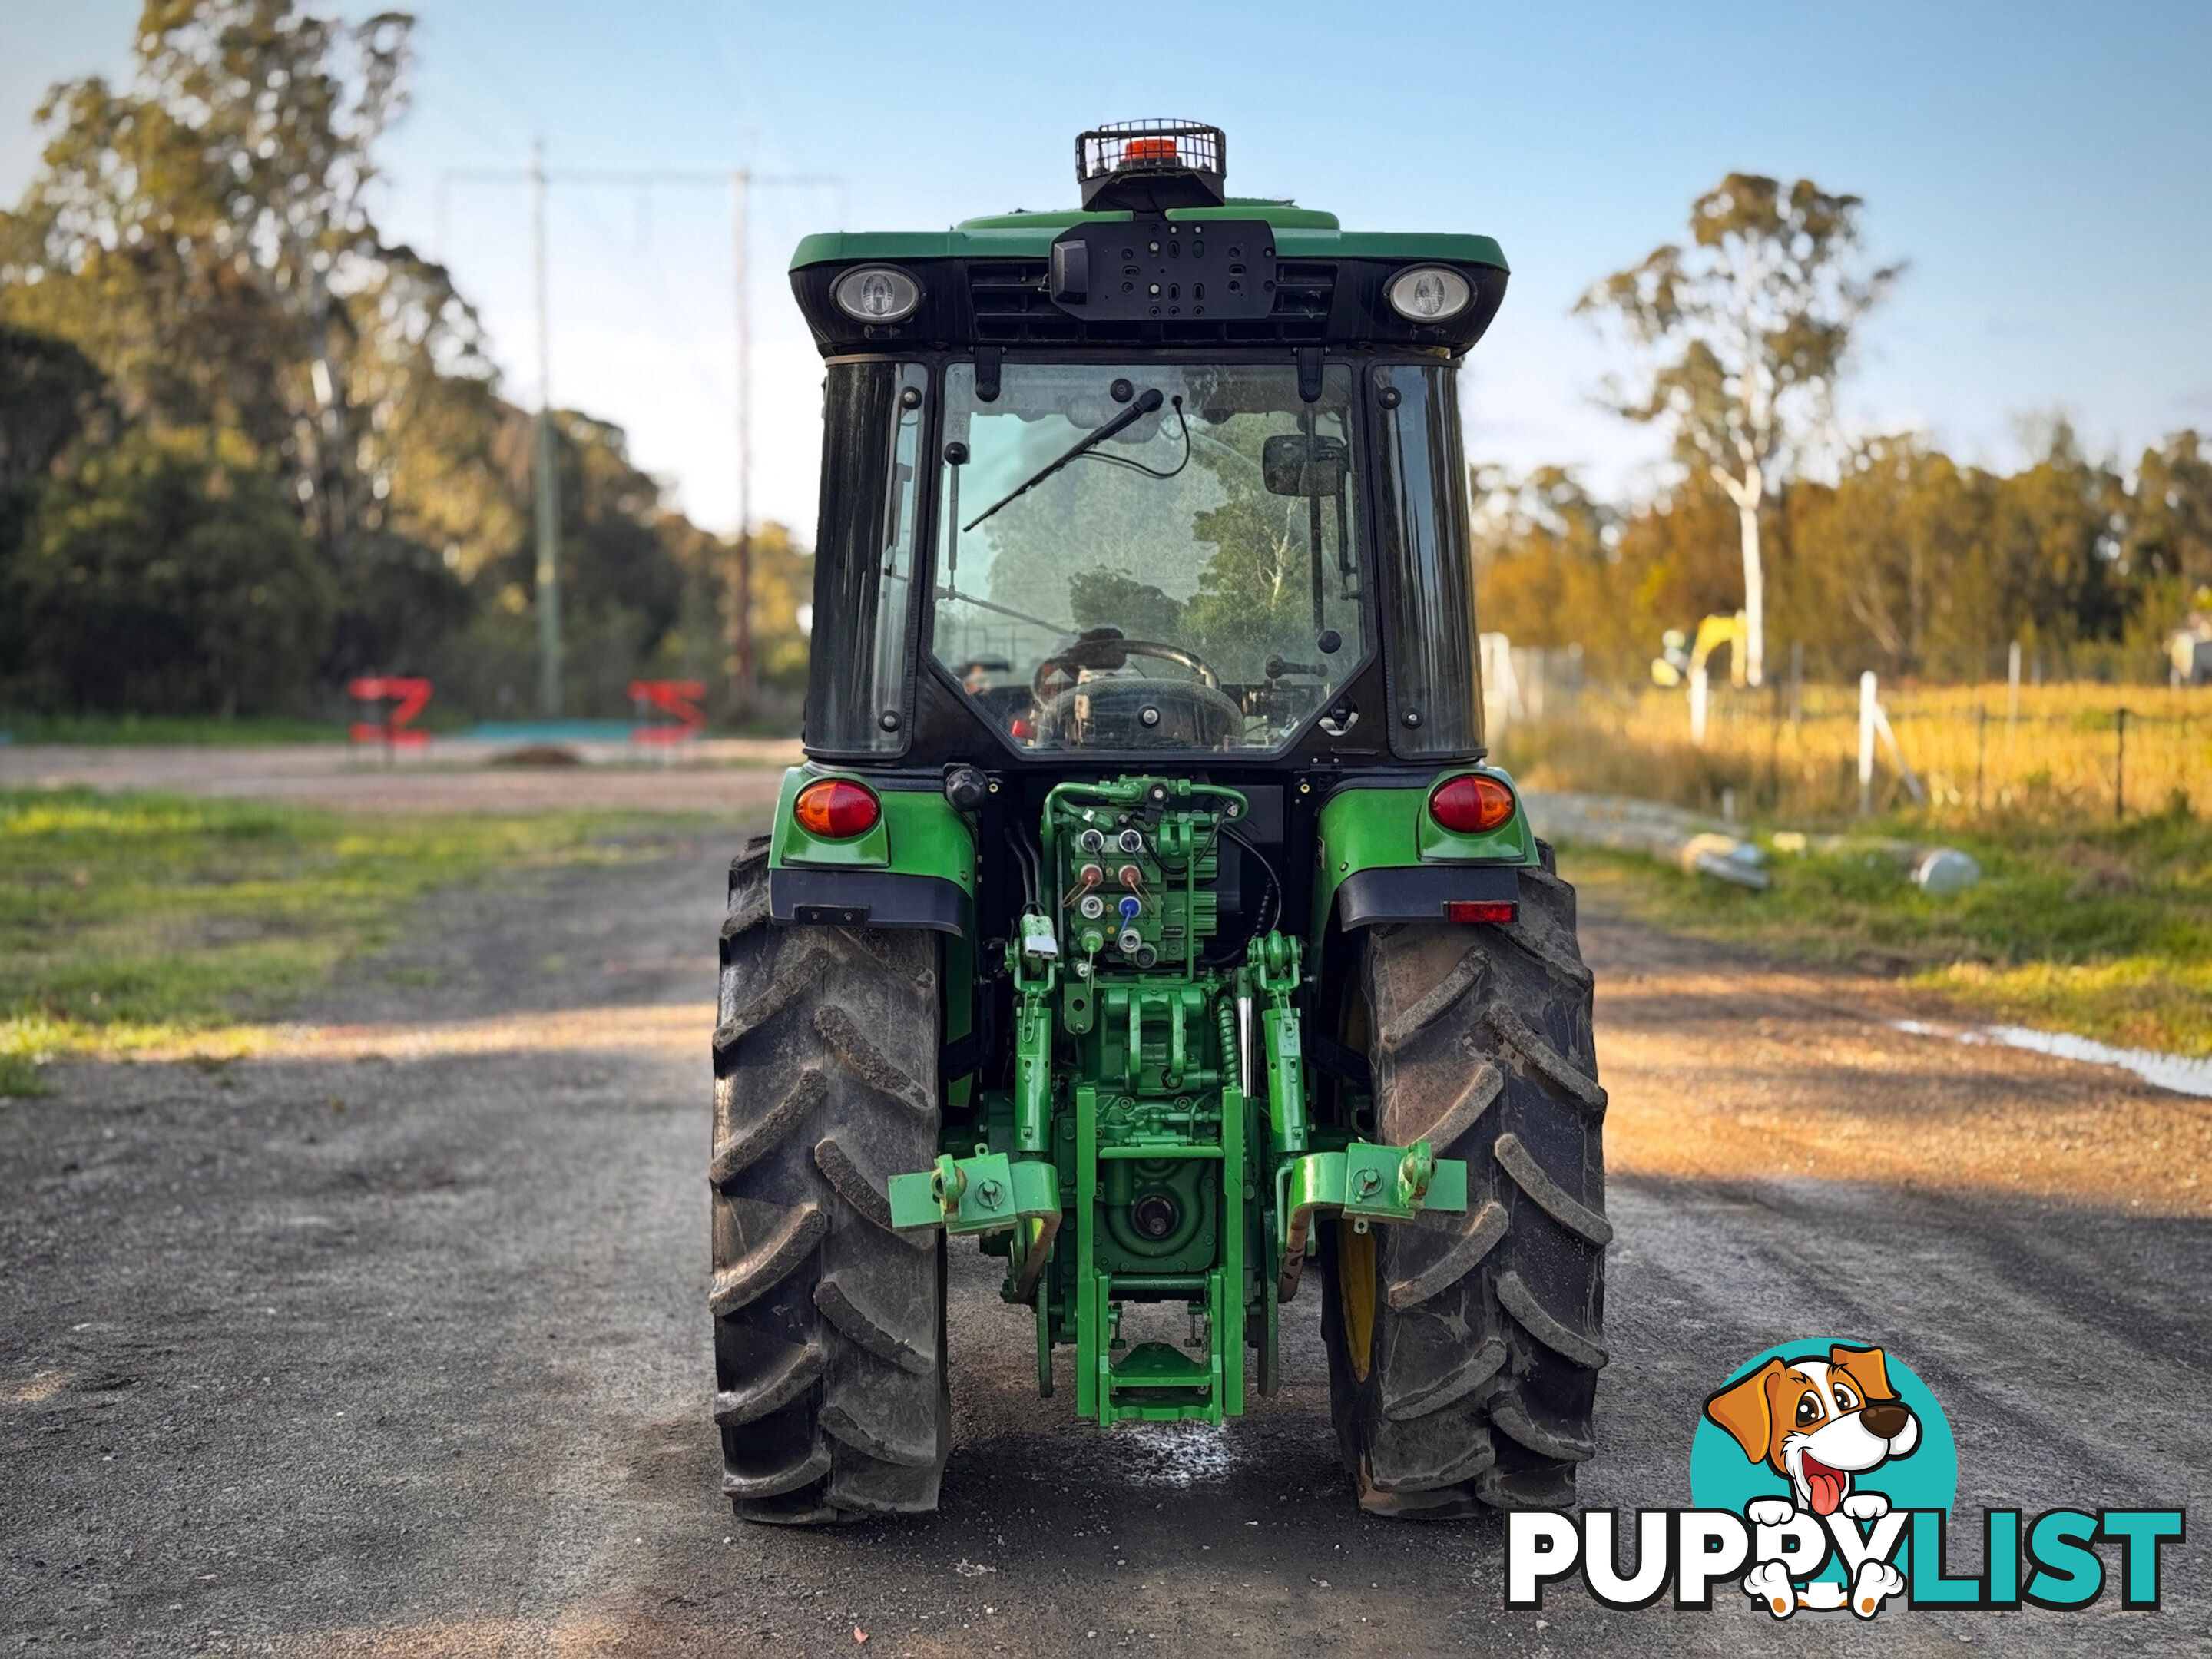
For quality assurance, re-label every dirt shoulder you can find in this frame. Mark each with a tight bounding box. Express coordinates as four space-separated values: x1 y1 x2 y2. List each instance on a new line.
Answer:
1576 884 2212 1218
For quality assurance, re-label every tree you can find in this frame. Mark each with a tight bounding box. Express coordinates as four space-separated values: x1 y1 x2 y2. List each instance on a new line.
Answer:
10 430 333 713
2123 430 2212 636
1785 438 2000 678
0 325 104 497
1 1 418 558
0 1 779 722
1982 420 2127 657
743 522 813 700
0 326 108 680
1468 464 1621 651
1578 174 1899 684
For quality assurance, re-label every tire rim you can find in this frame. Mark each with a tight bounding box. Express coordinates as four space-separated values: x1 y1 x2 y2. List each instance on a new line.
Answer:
1337 1220 1378 1382
1336 986 1377 1382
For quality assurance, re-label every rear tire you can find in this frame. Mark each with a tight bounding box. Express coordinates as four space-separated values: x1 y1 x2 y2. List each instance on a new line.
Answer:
1322 843 1608 1515
710 836 949 1524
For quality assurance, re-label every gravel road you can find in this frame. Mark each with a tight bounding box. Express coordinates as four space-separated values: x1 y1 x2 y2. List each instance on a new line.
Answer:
3 843 2206 1656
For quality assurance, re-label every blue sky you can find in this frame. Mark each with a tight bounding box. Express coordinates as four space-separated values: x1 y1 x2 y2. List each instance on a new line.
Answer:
4 1 2209 537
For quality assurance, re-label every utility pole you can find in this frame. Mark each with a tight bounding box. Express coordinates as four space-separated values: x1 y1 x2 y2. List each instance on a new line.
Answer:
531 138 562 719
731 166 753 717
726 166 836 720
444 158 838 723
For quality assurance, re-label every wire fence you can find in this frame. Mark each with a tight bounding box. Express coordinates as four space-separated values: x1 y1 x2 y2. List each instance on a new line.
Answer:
1485 663 2210 826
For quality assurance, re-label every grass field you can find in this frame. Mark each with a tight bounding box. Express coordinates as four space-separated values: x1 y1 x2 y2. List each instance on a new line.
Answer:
1509 678 2211 1051
1498 680 2209 825
0 788 680 1094
1556 803 2212 1057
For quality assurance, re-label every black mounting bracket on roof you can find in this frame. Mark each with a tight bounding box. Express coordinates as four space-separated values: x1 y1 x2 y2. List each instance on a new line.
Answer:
1076 119 1228 213
1048 217 1277 322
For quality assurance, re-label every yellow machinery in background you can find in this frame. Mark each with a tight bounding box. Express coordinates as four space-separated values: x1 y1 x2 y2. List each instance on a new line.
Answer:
1651 612 1749 690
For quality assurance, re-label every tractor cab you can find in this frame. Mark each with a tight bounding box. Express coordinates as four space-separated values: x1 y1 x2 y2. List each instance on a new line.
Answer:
790 118 1508 771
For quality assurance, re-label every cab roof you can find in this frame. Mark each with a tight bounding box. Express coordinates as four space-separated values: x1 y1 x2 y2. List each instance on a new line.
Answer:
786 194 1509 358
790 200 1508 275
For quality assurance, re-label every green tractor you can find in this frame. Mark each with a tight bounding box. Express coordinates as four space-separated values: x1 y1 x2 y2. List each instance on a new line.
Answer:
710 121 1606 1524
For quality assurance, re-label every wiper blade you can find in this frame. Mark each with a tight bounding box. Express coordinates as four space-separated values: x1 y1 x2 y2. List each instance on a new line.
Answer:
962 386 1164 532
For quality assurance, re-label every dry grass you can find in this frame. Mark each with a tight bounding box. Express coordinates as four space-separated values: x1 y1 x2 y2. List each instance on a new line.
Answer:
1497 680 2209 825
1503 681 2210 1056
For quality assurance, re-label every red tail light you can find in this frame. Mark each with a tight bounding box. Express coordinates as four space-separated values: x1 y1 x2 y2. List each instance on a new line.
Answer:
1446 900 1517 926
793 777 880 839
1428 773 1516 835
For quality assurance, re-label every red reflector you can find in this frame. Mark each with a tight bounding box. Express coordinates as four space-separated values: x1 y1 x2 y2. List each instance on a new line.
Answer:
793 777 880 839
1123 137 1179 161
1429 773 1516 834
1445 900 1516 925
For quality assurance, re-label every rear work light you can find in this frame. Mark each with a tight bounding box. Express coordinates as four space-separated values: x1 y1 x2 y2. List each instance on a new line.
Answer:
1446 900 1517 926
1385 264 1473 323
832 265 922 323
793 777 881 839
1428 773 1516 835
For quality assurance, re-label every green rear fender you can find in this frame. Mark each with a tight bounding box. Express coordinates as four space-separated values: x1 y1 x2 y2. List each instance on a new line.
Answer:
1311 765 1538 939
769 765 977 891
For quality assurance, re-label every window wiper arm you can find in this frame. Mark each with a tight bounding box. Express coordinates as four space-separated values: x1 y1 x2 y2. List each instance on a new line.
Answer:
932 583 1075 637
962 387 1164 532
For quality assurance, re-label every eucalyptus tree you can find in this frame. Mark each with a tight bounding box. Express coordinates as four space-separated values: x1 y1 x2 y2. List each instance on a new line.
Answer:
1578 174 1899 685
1 0 429 561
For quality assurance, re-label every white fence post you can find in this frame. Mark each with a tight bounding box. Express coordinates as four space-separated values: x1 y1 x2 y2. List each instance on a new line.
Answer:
1857 670 1927 815
1690 663 1710 746
1479 632 1521 737
1859 671 1878 815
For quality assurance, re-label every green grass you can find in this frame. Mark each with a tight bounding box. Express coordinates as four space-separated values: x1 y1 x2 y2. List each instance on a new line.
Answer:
0 787 676 1091
1557 805 2212 1056
0 712 350 745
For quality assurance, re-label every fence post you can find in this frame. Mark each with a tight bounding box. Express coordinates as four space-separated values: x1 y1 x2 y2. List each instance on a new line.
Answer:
2115 706 2128 820
1858 671 1877 816
1767 676 1783 809
2007 639 2021 724
1975 705 1987 815
1479 632 1518 739
1788 640 1803 726
1690 662 1709 747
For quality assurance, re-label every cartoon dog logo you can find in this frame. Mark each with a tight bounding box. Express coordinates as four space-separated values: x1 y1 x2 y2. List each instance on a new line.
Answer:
1704 1343 1921 1617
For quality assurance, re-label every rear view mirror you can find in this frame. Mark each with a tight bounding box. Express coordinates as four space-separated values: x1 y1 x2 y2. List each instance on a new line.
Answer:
1263 433 1348 497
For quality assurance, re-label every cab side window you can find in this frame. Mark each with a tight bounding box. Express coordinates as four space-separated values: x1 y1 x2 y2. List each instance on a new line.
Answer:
805 362 926 753
1374 363 1481 756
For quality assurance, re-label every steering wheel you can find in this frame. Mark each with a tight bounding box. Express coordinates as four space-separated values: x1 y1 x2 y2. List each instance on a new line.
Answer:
1031 626 1221 704
1031 674 1245 750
